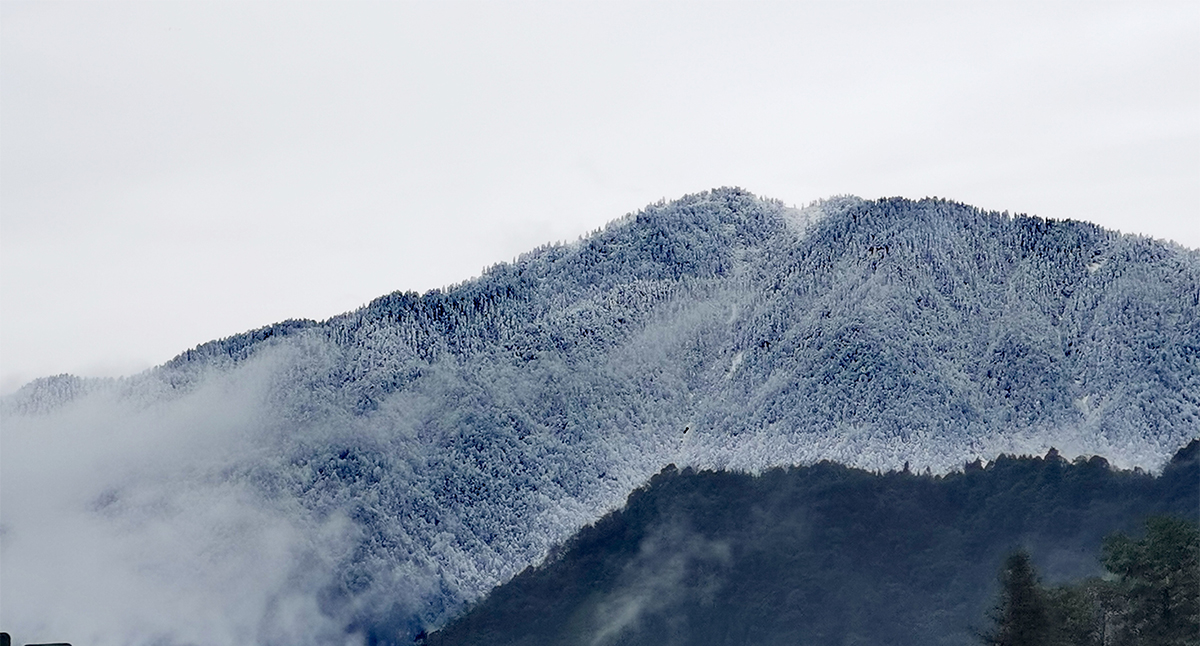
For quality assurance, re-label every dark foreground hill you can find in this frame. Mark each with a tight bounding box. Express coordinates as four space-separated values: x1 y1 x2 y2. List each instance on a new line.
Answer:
427 441 1199 646
3 189 1198 644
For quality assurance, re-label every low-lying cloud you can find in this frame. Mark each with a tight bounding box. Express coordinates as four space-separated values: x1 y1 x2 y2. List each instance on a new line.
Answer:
1 349 359 646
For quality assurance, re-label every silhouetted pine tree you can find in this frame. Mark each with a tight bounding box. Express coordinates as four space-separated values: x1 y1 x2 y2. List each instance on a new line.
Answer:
984 551 1057 646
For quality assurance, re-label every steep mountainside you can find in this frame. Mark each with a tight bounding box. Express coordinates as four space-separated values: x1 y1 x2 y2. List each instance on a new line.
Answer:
3 189 1197 645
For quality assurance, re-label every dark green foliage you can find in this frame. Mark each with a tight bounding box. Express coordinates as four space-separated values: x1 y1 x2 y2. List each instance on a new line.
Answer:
983 551 1056 646
1046 580 1119 646
1101 517 1200 645
426 443 1198 646
979 516 1199 646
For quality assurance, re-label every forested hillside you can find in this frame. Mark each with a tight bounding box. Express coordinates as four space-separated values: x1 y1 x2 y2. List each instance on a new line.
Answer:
427 442 1199 646
3 189 1197 644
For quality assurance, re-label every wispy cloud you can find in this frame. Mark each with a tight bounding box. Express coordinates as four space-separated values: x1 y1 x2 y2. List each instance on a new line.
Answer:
589 522 731 646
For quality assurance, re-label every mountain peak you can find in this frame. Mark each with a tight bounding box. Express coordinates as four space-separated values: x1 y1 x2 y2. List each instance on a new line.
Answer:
4 190 1197 644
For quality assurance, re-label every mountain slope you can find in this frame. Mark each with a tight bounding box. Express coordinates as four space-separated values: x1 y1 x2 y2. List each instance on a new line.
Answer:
3 189 1197 644
425 443 1200 646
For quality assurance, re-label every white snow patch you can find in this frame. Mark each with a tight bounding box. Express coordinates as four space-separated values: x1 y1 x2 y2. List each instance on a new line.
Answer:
1074 394 1092 414
725 351 745 381
781 204 828 236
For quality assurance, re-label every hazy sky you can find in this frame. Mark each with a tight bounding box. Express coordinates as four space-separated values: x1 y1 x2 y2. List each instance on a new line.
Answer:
2 1 1197 393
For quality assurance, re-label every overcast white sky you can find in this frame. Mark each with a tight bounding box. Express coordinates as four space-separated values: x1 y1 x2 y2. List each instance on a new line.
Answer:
1 1 1197 393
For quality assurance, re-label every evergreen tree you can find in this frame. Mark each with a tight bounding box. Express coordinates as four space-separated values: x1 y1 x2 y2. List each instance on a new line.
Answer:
983 551 1057 646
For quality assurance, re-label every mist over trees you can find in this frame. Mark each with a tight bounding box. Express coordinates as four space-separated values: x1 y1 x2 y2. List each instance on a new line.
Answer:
3 189 1198 644
427 442 1198 646
984 516 1199 646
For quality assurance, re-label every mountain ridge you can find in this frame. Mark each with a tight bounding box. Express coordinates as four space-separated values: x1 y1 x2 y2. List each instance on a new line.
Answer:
3 188 1197 644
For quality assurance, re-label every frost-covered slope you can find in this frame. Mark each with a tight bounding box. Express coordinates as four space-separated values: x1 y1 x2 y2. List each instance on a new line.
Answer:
3 188 1197 645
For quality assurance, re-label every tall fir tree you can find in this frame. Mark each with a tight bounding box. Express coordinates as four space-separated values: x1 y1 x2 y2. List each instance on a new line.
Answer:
984 551 1057 646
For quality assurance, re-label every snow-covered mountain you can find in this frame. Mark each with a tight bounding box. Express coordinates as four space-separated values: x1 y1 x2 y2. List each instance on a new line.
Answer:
3 188 1197 644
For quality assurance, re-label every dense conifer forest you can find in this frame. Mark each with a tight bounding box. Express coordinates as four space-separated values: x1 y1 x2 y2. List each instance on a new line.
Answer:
426 441 1199 646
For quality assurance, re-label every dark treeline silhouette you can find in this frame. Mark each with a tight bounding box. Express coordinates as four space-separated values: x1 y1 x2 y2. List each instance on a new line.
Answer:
425 440 1199 646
